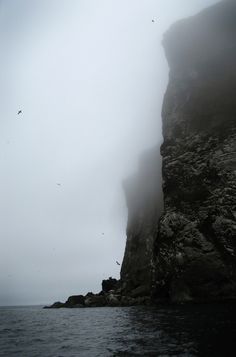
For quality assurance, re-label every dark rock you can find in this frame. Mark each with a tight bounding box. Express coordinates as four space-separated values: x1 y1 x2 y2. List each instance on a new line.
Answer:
84 294 107 307
120 296 136 307
43 301 64 309
65 295 85 307
71 304 84 308
153 0 236 303
106 293 120 307
85 292 94 297
130 285 150 298
102 277 118 293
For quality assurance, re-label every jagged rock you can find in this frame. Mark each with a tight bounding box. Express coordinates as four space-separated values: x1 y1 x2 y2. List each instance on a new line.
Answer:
106 293 120 307
120 296 136 307
102 277 118 293
84 295 107 307
130 285 150 298
65 295 85 307
153 0 236 302
85 292 94 297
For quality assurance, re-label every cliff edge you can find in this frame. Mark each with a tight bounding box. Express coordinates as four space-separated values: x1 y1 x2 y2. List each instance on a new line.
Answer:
152 0 236 302
121 147 163 298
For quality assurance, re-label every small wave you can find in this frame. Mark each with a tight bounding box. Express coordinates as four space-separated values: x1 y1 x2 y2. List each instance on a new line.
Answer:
60 345 71 350
0 328 12 333
32 338 44 343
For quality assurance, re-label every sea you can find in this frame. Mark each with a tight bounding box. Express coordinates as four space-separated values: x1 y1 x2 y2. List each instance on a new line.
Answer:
0 303 236 356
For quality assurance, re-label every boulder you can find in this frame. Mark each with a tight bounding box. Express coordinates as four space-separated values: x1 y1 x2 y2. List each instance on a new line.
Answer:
65 295 85 307
102 277 118 293
84 294 107 307
107 293 120 306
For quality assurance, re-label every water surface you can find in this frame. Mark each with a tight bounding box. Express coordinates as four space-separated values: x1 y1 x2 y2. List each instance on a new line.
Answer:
0 304 236 356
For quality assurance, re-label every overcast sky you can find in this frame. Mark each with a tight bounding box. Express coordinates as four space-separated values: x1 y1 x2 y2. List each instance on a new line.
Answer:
0 0 219 306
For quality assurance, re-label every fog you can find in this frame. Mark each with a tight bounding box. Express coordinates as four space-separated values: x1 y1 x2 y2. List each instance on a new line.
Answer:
0 0 219 306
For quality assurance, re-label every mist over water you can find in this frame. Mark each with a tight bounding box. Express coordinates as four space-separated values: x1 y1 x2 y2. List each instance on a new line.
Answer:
0 0 219 306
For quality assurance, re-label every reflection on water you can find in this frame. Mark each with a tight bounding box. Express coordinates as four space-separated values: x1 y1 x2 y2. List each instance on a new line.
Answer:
116 304 236 356
0 303 236 356
109 304 236 356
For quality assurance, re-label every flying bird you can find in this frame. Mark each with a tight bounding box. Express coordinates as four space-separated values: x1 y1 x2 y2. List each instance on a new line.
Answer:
152 19 155 23
17 110 22 115
116 261 120 266
56 183 61 186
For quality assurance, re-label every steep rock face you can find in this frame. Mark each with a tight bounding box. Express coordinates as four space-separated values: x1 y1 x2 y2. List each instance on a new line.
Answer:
154 0 236 302
121 147 163 296
46 1 236 309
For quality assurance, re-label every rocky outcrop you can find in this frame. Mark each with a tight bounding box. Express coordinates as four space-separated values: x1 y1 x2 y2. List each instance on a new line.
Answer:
153 0 236 303
102 277 118 293
44 277 151 308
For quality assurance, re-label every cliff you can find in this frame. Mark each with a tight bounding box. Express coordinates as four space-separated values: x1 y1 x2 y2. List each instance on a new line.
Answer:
122 0 236 303
46 0 236 309
120 147 163 297
154 0 236 302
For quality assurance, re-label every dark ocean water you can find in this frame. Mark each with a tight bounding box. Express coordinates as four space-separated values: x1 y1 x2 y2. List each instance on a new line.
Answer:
0 304 236 357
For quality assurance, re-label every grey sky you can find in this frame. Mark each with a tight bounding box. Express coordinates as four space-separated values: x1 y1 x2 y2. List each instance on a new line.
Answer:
0 0 219 306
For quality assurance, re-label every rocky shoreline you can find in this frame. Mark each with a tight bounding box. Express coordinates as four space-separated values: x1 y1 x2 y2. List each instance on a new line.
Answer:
44 278 152 309
44 277 236 309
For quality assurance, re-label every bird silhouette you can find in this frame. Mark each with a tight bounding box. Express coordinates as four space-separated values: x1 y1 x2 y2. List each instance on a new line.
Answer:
56 183 61 186
116 261 120 266
152 19 155 23
17 110 22 115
